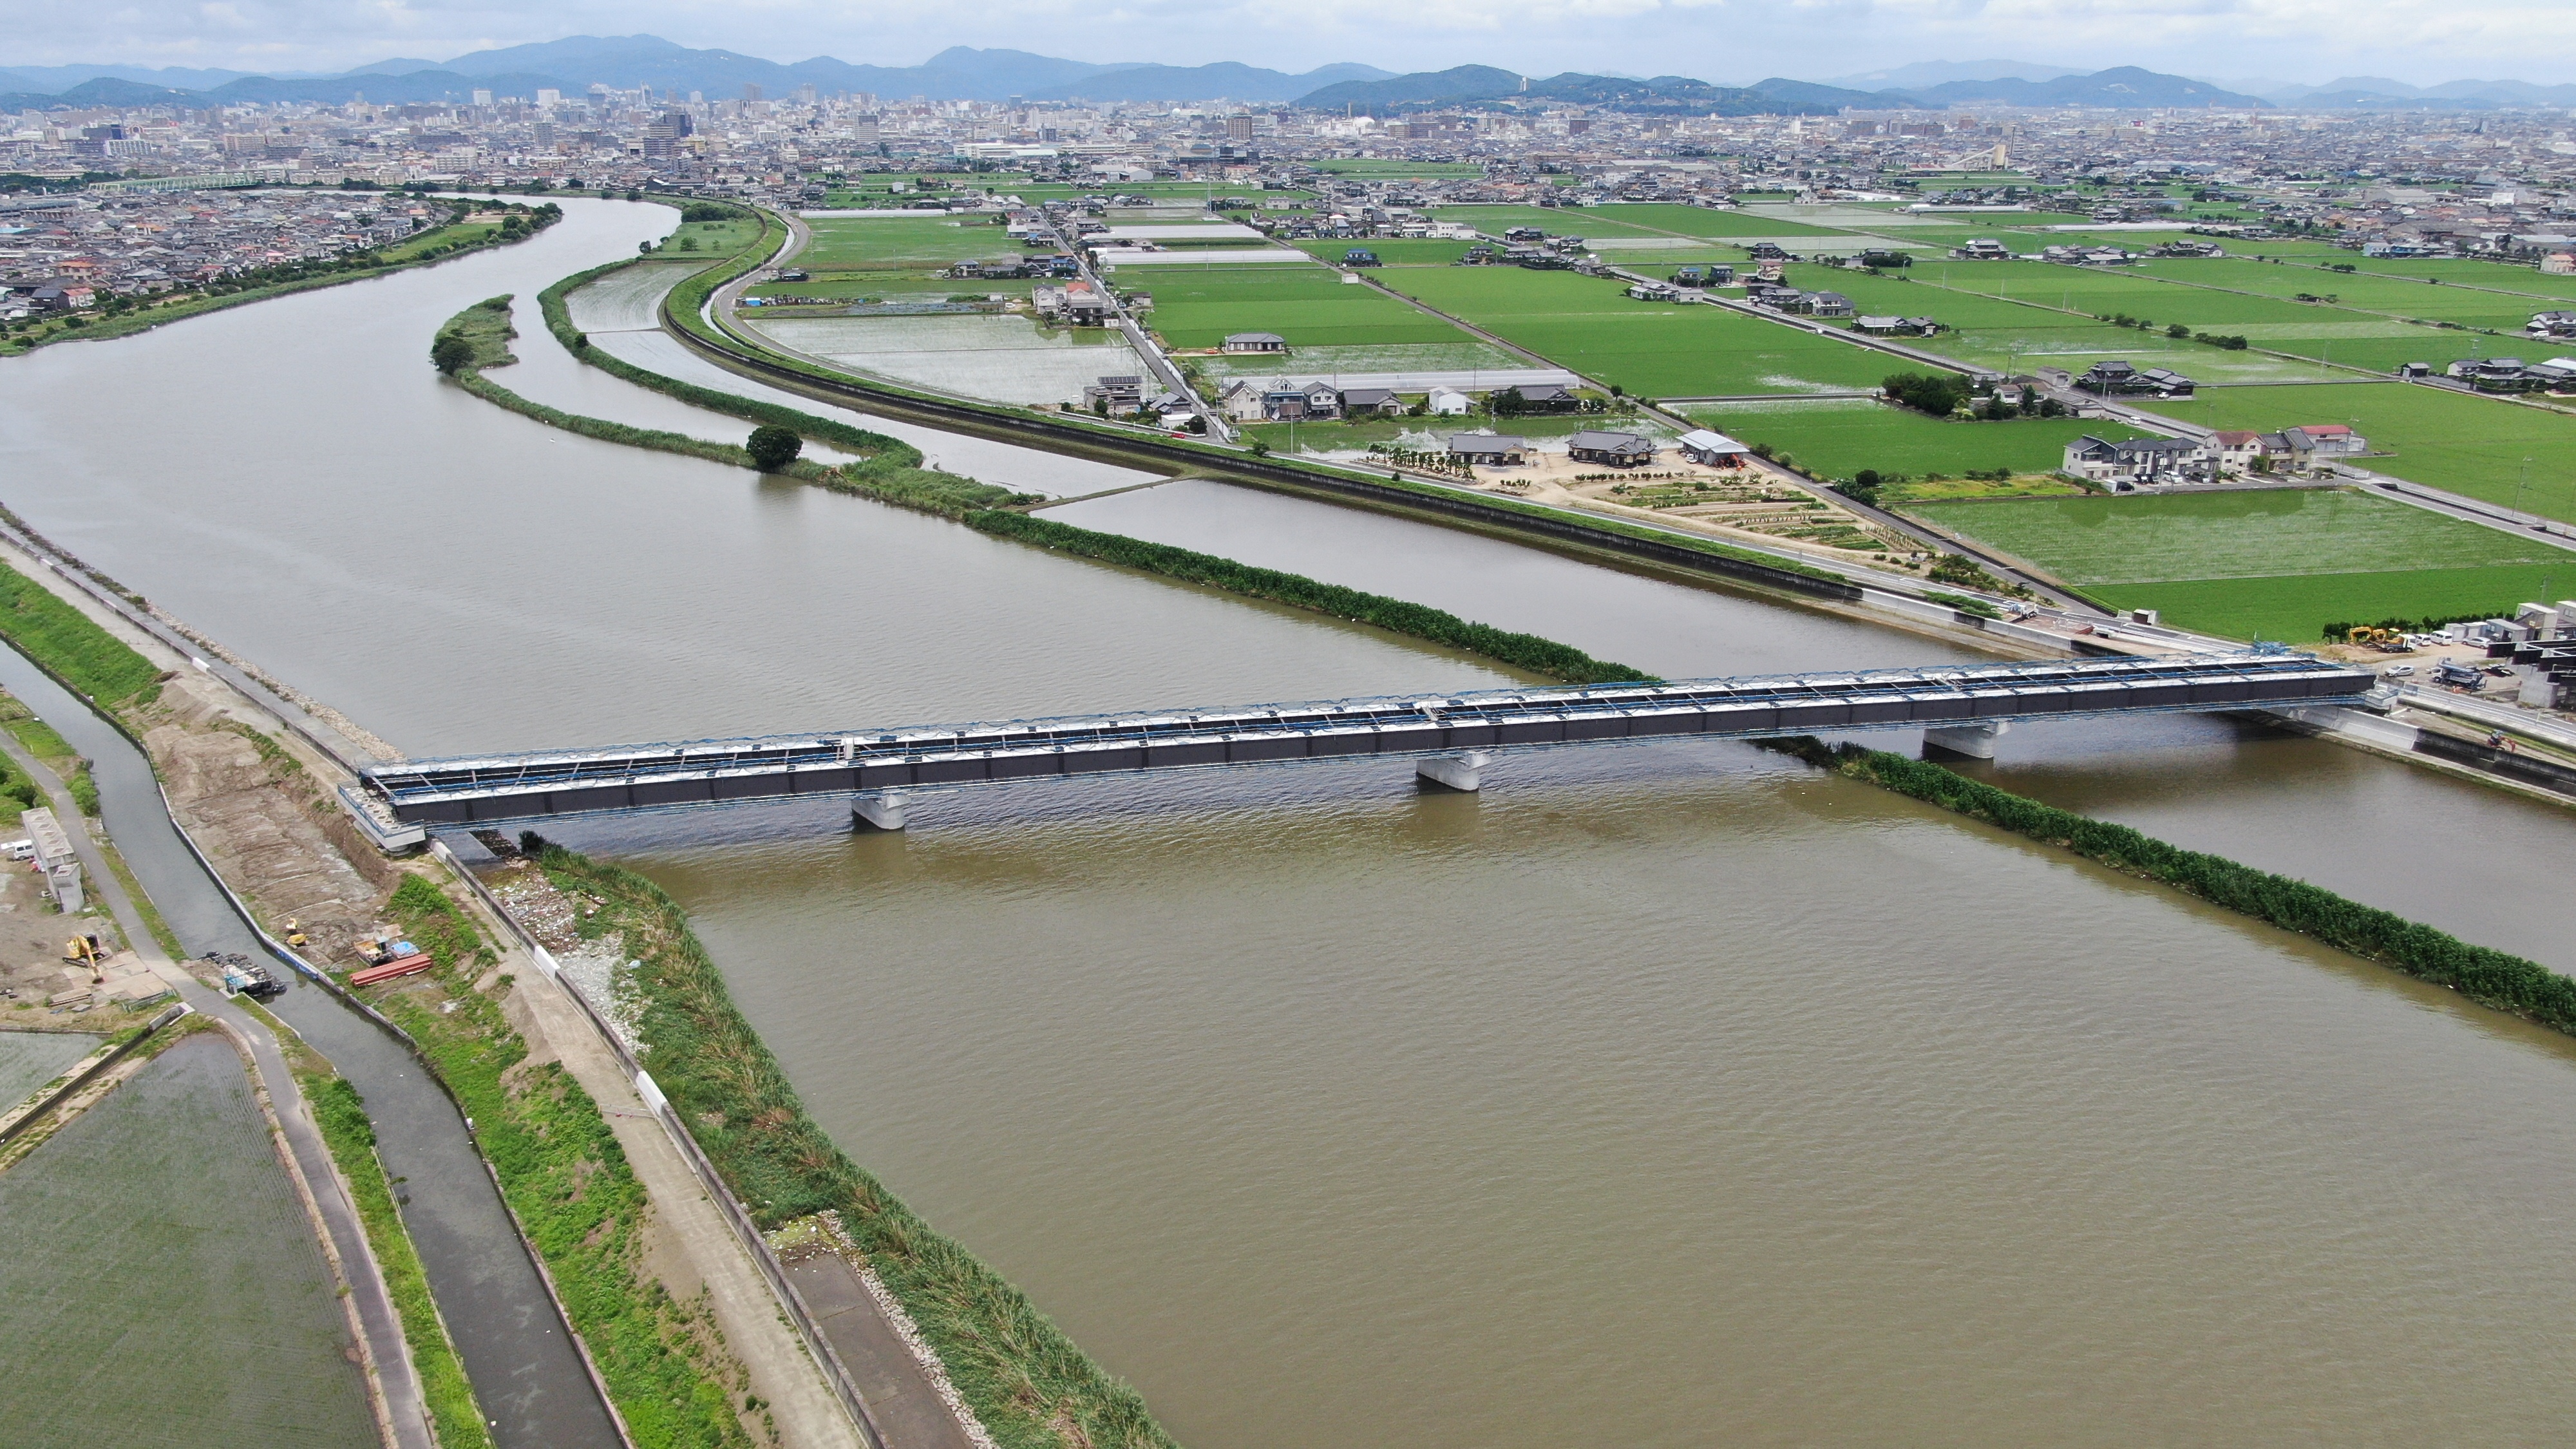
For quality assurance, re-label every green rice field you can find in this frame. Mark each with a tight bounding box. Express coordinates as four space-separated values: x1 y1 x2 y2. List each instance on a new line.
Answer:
1293 239 1484 267
2135 381 2576 522
0 1035 377 1449
1145 264 1487 351
1906 486 2572 638
1586 204 1859 238
1677 397 2146 478
0 1030 100 1109
1380 268 1894 397
1782 263 2318 383
798 215 1021 269
1428 205 1678 239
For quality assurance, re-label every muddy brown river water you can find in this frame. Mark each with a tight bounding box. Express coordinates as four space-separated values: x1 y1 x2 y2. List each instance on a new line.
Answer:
3 198 2571 1446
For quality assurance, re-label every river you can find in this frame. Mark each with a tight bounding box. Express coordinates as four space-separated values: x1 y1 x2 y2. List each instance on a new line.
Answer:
3 196 2573 1445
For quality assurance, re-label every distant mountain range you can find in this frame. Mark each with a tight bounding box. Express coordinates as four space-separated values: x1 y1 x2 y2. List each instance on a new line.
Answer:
1294 64 2260 113
0 38 1392 109
0 39 2563 115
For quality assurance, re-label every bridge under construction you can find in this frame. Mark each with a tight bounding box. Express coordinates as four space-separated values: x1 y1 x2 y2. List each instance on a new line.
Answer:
360 652 2372 831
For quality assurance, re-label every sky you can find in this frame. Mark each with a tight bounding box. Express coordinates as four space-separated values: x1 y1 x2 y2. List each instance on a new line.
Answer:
4 0 2572 87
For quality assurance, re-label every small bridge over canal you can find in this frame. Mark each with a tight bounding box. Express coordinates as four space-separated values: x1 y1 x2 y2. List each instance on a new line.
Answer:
360 652 2372 831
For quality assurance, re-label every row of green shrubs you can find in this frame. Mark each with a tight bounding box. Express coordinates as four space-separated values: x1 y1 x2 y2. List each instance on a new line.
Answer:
1778 738 2576 1036
524 842 1177 1449
964 509 1651 685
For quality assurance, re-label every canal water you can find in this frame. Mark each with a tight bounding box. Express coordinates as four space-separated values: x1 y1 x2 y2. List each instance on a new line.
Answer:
3 198 2573 1446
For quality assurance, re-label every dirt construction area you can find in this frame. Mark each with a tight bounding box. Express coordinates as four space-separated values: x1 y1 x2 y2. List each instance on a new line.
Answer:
1468 452 1920 564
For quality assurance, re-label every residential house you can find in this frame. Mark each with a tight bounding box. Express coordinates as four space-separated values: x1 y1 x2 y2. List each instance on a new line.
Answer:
1259 379 1341 421
2061 435 2211 489
1855 315 1939 336
1222 331 1286 353
1508 383 1582 412
1677 430 1750 467
2448 357 2541 391
1084 375 1146 415
1626 281 1681 301
1954 238 2012 260
1338 387 1404 416
2544 253 2576 277
2530 311 2576 338
1448 433 1533 466
1567 431 1656 466
1343 249 1379 267
2075 360 2195 397
1217 379 1266 422
1425 386 1473 415
2208 430 2273 474
2282 423 2366 457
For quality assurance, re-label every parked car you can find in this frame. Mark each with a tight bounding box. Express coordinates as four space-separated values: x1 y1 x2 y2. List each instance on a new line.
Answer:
2383 663 2416 677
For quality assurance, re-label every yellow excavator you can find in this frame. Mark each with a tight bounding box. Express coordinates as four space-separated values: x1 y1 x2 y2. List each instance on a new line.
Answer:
63 934 104 981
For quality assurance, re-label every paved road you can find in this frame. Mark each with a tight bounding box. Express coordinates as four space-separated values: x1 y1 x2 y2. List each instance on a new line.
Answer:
0 726 435 1449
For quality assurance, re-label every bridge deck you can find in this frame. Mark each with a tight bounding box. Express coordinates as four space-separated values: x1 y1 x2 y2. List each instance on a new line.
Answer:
365 653 2371 825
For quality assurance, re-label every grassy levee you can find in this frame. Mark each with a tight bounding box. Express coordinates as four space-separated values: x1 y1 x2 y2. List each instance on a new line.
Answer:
964 509 1650 683
299 1065 495 1449
451 294 1654 681
0 560 165 710
373 874 754 1449
533 261 1034 517
1773 737 2576 1034
524 842 1179 1449
0 199 561 357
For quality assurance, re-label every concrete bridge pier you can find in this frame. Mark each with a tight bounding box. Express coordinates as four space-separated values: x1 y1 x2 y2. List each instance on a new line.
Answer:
1416 752 1493 792
1922 721 2010 759
851 790 910 831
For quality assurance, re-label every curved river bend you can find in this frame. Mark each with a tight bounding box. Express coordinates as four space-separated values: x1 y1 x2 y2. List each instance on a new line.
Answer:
3 198 2573 1446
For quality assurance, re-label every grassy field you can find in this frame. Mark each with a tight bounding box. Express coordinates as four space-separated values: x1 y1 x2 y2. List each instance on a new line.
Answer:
1585 204 1860 238
1146 264 1482 350
1905 486 2571 638
2136 381 2576 522
1381 268 1895 396
1677 397 2146 478
1294 239 1484 267
1428 205 1678 239
0 1035 379 1448
2318 255 2576 301
798 215 1020 269
0 1030 99 1107
2131 257 2536 332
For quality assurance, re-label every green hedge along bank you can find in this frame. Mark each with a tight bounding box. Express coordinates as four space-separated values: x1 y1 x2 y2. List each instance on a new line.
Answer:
1770 737 2576 1036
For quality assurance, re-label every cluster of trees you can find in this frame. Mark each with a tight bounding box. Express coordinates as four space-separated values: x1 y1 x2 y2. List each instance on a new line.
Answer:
1882 372 1969 417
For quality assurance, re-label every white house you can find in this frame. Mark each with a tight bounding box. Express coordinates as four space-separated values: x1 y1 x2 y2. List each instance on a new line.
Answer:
1426 386 1473 415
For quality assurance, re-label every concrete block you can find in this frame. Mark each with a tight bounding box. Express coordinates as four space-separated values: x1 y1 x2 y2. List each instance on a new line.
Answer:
1416 752 1493 792
1923 721 2010 759
851 791 909 831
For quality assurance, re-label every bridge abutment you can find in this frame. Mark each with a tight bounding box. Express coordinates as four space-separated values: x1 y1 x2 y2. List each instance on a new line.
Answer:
1417 752 1493 792
851 790 910 831
1923 721 2009 759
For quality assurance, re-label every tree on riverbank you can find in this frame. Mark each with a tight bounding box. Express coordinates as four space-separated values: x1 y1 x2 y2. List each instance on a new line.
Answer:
746 425 802 471
430 333 475 375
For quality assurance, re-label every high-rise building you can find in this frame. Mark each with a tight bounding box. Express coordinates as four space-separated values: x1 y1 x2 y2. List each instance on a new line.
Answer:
743 83 764 102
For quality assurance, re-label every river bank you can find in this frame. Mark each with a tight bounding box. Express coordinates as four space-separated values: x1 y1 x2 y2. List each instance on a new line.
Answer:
0 196 562 357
